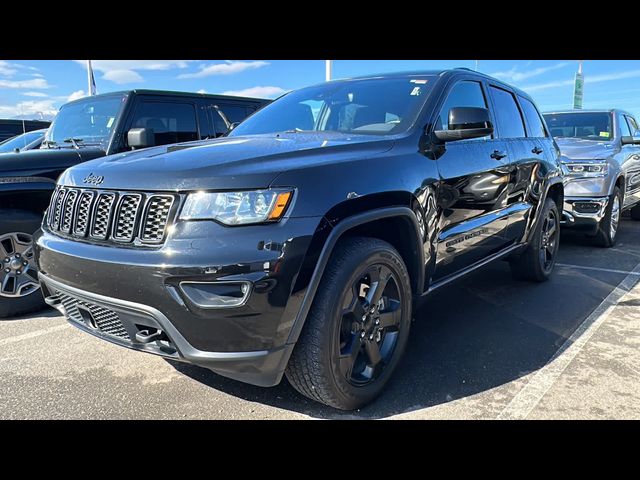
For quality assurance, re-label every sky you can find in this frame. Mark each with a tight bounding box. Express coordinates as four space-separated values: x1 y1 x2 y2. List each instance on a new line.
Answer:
1 60 640 121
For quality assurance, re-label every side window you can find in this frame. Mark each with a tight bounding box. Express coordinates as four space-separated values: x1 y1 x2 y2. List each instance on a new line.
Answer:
619 114 632 137
211 109 229 137
489 86 526 138
130 101 198 146
518 96 547 137
220 105 251 124
437 80 487 131
625 115 639 135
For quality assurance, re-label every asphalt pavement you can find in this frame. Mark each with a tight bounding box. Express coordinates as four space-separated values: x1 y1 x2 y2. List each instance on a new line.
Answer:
2 217 640 419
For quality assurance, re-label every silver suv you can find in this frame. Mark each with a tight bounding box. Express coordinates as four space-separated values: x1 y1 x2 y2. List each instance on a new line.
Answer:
543 109 640 247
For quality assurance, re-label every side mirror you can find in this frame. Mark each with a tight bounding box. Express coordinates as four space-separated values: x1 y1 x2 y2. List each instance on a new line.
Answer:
433 107 493 143
621 134 640 146
127 128 155 149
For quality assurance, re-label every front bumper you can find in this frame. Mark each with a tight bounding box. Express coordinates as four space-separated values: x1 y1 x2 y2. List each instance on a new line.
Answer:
34 216 323 387
562 196 609 233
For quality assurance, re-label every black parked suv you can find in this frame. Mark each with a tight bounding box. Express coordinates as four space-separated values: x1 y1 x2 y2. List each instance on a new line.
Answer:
0 90 269 317
0 119 50 143
34 70 564 409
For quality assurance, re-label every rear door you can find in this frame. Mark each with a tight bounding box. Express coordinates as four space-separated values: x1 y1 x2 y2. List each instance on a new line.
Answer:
432 78 512 281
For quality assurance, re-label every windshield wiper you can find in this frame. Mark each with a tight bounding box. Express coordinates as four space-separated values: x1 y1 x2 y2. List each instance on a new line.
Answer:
63 137 84 149
41 140 58 149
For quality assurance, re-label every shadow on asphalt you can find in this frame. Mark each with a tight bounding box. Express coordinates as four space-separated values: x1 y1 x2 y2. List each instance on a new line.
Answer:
1 305 57 322
170 220 640 419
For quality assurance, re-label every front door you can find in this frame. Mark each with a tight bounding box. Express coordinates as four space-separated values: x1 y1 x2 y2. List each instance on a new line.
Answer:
432 79 512 281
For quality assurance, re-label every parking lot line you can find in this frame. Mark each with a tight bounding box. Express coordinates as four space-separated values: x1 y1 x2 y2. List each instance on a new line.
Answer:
497 260 640 420
0 324 69 348
556 263 640 276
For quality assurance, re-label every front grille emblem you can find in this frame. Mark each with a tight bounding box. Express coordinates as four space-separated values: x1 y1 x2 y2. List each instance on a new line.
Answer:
83 173 104 186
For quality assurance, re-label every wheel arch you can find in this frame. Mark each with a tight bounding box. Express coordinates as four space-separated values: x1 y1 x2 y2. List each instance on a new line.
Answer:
0 179 56 217
286 206 424 346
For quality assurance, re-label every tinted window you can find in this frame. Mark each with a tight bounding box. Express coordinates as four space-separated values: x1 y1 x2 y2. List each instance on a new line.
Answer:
619 114 632 137
130 102 198 145
543 112 614 140
438 81 487 131
0 130 44 153
625 116 639 134
489 87 526 138
231 76 435 137
221 105 251 124
211 109 229 137
518 96 547 137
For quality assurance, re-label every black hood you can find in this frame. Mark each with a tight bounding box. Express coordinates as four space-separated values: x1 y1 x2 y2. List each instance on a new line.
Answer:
59 133 395 191
0 147 105 179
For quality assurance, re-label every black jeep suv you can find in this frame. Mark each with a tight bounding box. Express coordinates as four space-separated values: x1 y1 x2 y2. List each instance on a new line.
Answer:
0 90 268 317
34 70 564 409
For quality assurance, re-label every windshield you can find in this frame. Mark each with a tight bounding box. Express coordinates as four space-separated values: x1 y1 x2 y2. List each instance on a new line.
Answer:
44 94 126 148
0 130 45 153
230 76 435 137
543 112 614 141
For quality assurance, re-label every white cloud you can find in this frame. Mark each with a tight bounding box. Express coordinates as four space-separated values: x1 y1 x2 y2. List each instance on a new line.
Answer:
522 68 640 93
179 61 269 79
67 90 86 102
31 73 45 78
0 60 39 77
0 61 18 76
103 69 143 84
0 78 51 89
492 62 570 83
221 85 287 98
197 89 207 94
74 60 191 85
0 99 58 118
22 91 49 98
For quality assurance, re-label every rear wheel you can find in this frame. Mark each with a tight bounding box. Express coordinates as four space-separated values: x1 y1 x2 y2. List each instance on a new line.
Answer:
509 197 560 282
593 187 622 248
286 237 412 410
0 210 46 318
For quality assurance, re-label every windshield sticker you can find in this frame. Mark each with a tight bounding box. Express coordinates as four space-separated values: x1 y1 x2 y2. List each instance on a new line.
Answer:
599 131 610 138
410 79 428 84
410 87 422 96
106 117 115 129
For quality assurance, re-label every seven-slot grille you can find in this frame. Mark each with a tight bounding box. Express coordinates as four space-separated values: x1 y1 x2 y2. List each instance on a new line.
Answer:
47 187 175 246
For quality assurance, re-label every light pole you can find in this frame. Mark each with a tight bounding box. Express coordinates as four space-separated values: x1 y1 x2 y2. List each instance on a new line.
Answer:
325 60 333 81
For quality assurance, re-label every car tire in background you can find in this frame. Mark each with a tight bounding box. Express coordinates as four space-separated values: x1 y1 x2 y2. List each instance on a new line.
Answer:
593 187 623 248
0 209 46 318
286 237 412 410
509 197 560 282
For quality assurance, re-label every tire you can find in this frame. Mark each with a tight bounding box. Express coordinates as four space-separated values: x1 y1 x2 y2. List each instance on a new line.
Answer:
509 197 560 282
0 209 46 318
630 204 640 221
593 187 622 248
285 237 412 410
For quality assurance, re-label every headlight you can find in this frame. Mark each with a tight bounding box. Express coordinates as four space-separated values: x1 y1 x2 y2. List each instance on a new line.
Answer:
563 161 608 177
180 189 293 225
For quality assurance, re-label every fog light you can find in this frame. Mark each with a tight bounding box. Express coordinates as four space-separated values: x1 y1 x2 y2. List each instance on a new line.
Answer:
179 281 251 309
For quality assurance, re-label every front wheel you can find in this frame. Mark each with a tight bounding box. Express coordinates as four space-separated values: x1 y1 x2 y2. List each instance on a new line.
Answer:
0 210 46 318
509 197 560 282
593 187 622 248
285 237 412 410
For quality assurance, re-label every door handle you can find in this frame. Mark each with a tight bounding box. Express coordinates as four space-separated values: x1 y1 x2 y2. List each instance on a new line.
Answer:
532 146 543 155
490 150 508 160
